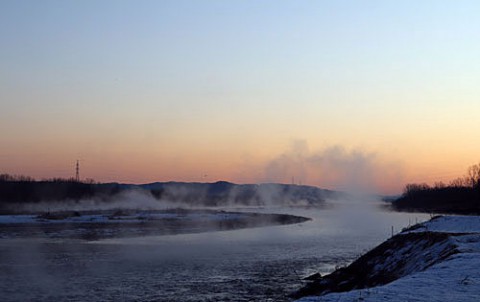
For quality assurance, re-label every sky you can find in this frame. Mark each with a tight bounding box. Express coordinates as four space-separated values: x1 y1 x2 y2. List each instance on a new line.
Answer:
1 0 480 194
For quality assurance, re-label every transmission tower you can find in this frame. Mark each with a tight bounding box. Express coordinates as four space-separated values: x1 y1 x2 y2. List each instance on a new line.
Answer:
75 160 80 182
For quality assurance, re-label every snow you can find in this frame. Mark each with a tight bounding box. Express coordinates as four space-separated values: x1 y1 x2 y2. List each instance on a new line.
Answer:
296 216 480 302
0 211 246 225
0 215 37 224
407 215 480 233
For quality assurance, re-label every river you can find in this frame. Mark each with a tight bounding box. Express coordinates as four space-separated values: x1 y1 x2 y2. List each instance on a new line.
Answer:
0 198 429 301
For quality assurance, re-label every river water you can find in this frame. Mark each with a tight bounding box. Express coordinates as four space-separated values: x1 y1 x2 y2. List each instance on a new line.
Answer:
0 198 429 301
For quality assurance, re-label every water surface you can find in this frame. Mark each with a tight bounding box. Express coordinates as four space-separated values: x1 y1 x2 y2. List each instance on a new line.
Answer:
0 199 429 301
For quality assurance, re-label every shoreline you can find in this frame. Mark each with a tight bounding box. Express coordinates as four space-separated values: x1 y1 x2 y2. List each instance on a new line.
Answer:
0 209 310 240
293 215 480 301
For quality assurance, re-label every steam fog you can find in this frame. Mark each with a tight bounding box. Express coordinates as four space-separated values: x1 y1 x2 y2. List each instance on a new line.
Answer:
0 147 416 301
7 182 331 215
12 189 181 214
264 140 405 194
0 190 429 301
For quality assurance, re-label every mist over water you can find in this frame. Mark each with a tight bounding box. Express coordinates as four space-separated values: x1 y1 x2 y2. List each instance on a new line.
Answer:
13 189 182 213
265 141 405 194
0 194 429 301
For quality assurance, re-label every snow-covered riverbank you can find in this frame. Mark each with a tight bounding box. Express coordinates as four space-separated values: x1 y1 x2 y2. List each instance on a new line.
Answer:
295 215 480 302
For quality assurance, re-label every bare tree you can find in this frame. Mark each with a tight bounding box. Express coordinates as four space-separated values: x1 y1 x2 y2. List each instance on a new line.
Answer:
467 163 480 189
449 177 467 188
403 183 430 196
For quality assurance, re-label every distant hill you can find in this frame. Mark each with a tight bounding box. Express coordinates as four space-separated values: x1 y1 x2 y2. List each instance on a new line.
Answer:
0 175 333 213
141 181 334 207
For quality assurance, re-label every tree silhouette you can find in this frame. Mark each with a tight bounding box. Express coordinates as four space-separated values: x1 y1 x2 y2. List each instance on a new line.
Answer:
467 163 480 189
393 163 480 214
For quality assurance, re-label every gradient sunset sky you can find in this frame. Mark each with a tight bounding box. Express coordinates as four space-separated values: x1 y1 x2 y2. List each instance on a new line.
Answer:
1 1 480 194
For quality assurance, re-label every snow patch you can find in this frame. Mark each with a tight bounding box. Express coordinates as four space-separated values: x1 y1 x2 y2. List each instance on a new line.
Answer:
296 216 480 302
405 215 480 233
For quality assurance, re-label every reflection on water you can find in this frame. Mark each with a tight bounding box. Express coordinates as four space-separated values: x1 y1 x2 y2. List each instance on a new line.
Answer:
0 198 429 301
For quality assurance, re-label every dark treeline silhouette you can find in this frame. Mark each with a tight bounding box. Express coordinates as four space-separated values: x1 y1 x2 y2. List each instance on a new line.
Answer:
392 163 480 214
0 174 124 213
0 174 330 214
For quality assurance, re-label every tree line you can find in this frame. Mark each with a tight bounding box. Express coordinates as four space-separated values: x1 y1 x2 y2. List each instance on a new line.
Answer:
392 163 480 214
0 174 330 214
0 174 124 213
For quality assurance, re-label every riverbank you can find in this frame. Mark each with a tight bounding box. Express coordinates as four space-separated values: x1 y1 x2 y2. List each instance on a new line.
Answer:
0 209 310 240
294 215 480 301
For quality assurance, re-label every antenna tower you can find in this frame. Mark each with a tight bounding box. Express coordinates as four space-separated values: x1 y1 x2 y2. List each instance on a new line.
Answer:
75 160 80 182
